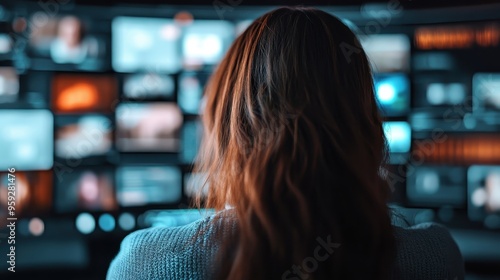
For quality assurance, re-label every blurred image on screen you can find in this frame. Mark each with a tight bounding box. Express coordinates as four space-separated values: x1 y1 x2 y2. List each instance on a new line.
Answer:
181 120 202 163
112 17 181 73
0 67 18 103
182 20 234 67
468 166 500 221
184 172 208 199
383 122 411 153
0 33 12 56
55 167 116 213
55 115 112 159
178 73 203 114
29 15 105 65
374 74 410 116
407 166 466 206
0 110 53 170
51 74 117 113
123 73 175 100
360 34 410 73
0 171 52 224
116 103 183 152
116 165 182 206
473 73 500 112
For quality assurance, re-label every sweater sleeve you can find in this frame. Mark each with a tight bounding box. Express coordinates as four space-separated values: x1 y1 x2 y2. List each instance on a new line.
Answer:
393 222 465 280
106 217 216 280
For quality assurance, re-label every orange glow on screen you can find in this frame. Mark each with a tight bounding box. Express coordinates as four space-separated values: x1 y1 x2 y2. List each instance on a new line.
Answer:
0 171 52 226
413 135 500 164
415 24 500 49
52 75 117 113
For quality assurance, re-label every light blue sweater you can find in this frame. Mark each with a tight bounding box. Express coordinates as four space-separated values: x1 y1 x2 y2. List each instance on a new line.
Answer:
107 212 465 280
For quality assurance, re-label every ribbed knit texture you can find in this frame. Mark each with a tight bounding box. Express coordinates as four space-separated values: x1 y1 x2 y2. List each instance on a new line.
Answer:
107 212 464 280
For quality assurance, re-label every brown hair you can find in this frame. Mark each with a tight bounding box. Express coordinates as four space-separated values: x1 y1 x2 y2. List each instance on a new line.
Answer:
195 6 395 280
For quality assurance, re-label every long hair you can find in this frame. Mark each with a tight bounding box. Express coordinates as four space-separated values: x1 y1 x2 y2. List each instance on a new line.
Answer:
195 6 395 280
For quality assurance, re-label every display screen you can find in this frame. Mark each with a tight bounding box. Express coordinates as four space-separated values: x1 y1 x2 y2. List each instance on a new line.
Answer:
51 74 118 113
0 171 52 221
28 15 107 68
55 167 117 213
360 34 410 73
473 73 500 113
0 67 18 103
182 20 235 67
468 165 500 221
407 166 467 206
55 115 113 159
0 110 53 171
123 73 175 100
178 72 204 114
383 121 411 153
116 165 182 206
116 103 183 152
374 74 410 116
112 17 181 73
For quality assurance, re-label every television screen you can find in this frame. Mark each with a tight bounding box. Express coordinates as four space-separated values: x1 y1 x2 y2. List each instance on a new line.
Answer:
0 110 53 171
0 33 13 57
123 73 175 100
360 34 410 73
116 103 183 152
374 74 410 116
0 171 52 222
116 165 182 207
178 72 204 114
383 121 411 154
0 67 19 103
413 74 469 111
28 15 106 67
407 166 466 206
182 20 234 67
468 165 500 221
55 115 113 159
112 17 181 73
473 73 500 113
55 167 117 213
51 74 117 113
181 120 202 163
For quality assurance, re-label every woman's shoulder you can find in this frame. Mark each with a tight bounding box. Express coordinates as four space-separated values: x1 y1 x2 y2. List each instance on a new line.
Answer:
106 213 221 280
393 222 465 280
106 210 238 280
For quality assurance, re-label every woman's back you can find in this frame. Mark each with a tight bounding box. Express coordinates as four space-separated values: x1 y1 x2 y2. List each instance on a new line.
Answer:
107 211 464 280
108 7 464 279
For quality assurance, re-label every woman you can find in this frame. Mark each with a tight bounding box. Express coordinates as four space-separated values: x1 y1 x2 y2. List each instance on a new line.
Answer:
108 7 464 280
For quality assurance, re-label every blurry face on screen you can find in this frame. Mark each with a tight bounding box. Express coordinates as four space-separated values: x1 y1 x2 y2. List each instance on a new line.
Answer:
473 73 500 112
55 115 112 159
51 74 117 113
116 166 182 206
55 168 116 212
116 103 183 152
0 171 52 222
29 15 103 64
0 67 19 103
0 110 53 171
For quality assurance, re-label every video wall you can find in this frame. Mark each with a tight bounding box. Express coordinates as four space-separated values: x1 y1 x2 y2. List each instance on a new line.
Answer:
0 5 500 238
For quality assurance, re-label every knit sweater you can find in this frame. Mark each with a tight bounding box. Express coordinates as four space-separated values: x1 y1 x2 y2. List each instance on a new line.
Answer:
107 212 465 280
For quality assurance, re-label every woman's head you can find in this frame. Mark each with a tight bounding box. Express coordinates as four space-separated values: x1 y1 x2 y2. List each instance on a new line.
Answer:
196 6 395 279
